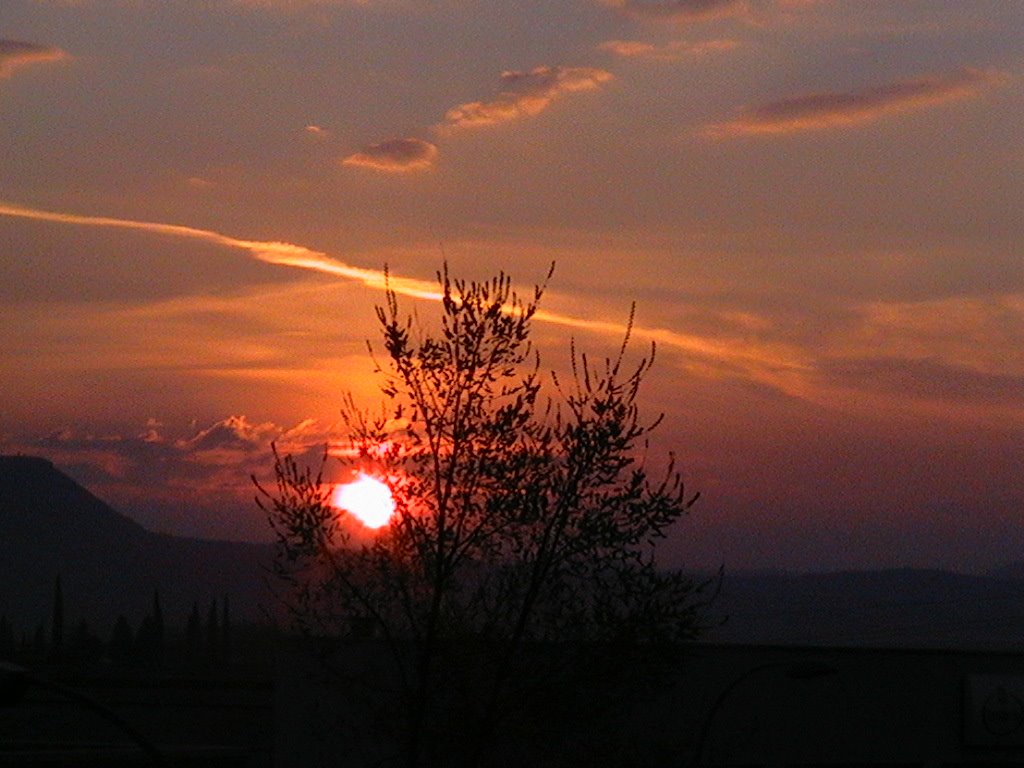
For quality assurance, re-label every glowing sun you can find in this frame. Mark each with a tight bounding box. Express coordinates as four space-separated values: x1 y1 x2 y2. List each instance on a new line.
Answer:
331 473 395 529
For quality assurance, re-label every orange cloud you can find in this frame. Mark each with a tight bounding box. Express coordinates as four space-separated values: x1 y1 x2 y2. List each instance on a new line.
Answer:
598 38 738 61
839 294 1024 376
0 39 68 79
599 0 745 23
232 0 372 8
0 201 810 394
807 291 1024 425
706 67 1009 138
0 200 447 302
441 66 613 130
820 357 1024 409
342 137 438 173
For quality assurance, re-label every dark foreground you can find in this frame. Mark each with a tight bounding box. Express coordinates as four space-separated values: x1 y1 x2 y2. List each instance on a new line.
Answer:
6 641 1024 767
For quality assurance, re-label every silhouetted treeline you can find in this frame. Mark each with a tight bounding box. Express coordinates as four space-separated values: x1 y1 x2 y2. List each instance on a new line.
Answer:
0 574 274 672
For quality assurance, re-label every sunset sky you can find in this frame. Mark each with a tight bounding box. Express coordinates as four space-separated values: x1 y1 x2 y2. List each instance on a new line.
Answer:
2 0 1022 573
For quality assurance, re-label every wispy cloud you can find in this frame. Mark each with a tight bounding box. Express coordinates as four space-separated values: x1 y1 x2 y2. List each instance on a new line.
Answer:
809 291 1024 424
182 415 279 456
342 137 438 173
598 37 738 61
186 176 216 189
441 66 613 130
231 0 372 8
599 0 746 23
821 357 1024 408
0 39 68 79
705 67 1009 138
838 294 1024 376
0 200 445 301
0 201 810 392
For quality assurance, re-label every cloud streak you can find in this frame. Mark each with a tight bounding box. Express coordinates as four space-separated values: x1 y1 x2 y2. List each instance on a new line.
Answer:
821 357 1024 407
599 0 745 23
342 137 438 173
0 200 445 301
706 67 1008 137
348 65 611 176
598 38 738 61
0 39 68 79
0 201 809 390
441 66 613 130
232 0 373 8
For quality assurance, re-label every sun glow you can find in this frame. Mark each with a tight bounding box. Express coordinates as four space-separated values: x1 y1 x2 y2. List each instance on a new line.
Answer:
331 473 396 529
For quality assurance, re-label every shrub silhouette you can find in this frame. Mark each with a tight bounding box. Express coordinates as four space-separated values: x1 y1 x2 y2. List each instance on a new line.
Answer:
257 266 713 767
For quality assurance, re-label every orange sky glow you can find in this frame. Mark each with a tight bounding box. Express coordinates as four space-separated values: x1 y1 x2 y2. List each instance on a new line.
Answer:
1 0 1022 573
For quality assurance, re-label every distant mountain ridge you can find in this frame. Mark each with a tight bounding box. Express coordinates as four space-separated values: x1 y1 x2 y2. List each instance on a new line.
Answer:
706 566 1024 650
0 455 275 632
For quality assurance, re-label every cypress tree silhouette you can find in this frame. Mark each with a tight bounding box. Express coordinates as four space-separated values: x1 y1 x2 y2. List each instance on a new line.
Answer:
221 596 230 664
136 614 156 660
31 622 45 659
72 619 103 661
152 589 165 663
50 575 64 658
206 599 220 663
109 615 133 661
185 602 202 662
0 615 14 658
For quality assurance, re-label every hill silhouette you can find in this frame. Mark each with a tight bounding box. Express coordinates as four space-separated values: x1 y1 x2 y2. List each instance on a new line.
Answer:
707 566 1024 649
0 455 275 632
